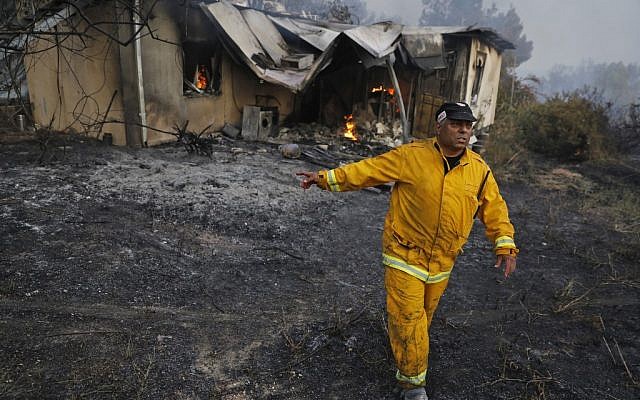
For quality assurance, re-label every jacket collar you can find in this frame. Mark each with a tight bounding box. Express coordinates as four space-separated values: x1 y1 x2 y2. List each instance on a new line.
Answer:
431 138 471 165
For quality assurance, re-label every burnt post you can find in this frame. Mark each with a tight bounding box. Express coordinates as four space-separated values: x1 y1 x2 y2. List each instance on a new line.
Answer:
115 0 145 147
386 57 409 144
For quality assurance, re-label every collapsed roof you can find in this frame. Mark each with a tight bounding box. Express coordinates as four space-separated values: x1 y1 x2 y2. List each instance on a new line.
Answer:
5 0 515 96
200 0 514 92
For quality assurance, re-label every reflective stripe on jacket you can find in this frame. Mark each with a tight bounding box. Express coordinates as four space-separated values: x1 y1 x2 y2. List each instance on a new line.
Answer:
317 138 516 282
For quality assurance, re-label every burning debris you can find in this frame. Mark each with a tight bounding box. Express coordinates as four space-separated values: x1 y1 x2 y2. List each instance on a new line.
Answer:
184 63 221 96
371 85 394 96
343 114 357 141
272 120 400 161
368 84 398 124
166 100 404 163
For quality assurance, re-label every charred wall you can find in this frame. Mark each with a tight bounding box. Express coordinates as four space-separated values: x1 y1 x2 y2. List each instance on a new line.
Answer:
24 3 127 144
464 38 502 129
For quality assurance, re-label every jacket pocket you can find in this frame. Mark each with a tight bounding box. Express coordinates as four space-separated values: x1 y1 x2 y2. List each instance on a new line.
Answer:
392 229 416 249
386 224 423 265
447 234 467 255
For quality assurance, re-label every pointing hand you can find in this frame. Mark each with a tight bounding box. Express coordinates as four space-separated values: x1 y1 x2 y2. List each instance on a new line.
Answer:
296 172 319 190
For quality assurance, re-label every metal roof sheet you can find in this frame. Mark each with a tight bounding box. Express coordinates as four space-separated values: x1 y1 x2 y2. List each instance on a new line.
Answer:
242 9 290 66
201 2 269 65
408 25 515 51
401 27 444 59
344 22 403 59
268 16 340 52
200 1 334 92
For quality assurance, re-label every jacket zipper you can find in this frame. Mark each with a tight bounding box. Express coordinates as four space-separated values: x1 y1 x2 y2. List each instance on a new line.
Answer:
428 150 449 268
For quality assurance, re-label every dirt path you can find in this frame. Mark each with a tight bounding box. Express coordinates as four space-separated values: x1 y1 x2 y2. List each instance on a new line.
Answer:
1 135 638 399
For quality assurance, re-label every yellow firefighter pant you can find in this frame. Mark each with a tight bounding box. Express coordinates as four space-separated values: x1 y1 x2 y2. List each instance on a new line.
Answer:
385 267 449 387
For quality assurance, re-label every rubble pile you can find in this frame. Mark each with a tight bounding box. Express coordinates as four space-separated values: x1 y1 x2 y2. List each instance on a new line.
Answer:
273 119 403 158
276 123 334 144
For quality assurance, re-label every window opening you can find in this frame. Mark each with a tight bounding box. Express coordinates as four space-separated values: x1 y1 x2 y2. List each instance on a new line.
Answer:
183 41 222 96
471 53 485 104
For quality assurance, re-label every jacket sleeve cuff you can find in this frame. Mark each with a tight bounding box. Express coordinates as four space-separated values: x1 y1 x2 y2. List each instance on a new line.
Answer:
316 170 329 190
318 169 342 192
495 247 519 257
495 235 519 257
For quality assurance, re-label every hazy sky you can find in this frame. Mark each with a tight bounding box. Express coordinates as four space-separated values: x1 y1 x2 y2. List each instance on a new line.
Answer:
366 0 640 76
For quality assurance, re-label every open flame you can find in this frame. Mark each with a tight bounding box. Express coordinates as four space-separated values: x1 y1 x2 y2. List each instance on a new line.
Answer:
371 85 395 96
343 114 357 141
195 65 208 90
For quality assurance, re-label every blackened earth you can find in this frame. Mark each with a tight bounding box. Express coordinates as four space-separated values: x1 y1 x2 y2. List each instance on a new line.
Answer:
1 133 638 399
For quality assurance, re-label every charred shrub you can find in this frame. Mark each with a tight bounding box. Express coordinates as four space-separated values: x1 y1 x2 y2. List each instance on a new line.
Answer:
613 102 640 154
518 92 610 161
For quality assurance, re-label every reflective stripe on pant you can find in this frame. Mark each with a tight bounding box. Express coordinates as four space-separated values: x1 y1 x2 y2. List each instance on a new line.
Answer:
385 266 449 387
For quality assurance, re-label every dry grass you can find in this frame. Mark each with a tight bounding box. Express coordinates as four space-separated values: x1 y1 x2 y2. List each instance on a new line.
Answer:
553 282 598 313
580 186 640 236
479 341 561 399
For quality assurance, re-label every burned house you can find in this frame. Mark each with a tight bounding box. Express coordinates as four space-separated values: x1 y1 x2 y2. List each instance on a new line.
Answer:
22 0 513 147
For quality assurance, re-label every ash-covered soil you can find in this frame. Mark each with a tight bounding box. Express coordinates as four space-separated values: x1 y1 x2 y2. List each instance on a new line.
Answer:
1 133 639 399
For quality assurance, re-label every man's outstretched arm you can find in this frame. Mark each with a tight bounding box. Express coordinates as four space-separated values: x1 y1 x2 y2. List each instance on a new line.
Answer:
296 146 405 193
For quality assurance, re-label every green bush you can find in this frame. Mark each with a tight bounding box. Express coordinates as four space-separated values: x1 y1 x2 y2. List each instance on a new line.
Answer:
517 92 611 161
482 73 537 177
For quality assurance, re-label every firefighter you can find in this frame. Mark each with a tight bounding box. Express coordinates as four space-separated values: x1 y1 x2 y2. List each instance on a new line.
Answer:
297 102 518 400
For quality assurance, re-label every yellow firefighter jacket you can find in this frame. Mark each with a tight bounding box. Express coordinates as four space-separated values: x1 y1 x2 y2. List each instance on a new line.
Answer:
316 137 517 284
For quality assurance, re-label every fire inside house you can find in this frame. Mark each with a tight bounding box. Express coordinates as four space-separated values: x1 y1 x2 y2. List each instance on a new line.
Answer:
371 85 395 96
339 84 400 144
343 114 357 141
195 65 209 91
368 84 398 124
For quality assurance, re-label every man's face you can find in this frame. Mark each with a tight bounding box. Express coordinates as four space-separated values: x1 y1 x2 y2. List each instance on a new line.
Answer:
436 119 473 156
